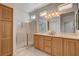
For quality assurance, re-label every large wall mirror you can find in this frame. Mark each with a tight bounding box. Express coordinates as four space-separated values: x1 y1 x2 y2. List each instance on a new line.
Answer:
60 12 75 33
30 3 79 33
38 12 78 33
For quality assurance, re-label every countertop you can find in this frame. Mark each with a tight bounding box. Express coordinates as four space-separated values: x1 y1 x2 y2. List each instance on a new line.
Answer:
34 33 79 40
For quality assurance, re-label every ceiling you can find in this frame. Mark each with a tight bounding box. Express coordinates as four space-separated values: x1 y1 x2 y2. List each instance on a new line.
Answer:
3 3 49 13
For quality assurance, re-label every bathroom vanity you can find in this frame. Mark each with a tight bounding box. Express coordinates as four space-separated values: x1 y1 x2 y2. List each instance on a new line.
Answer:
33 33 79 56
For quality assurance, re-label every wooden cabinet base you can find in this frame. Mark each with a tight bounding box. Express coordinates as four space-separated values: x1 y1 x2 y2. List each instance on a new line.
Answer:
7 53 13 56
63 39 76 56
52 37 63 56
34 34 79 56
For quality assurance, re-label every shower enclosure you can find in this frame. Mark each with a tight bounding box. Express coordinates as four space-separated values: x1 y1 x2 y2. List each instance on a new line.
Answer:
16 20 37 49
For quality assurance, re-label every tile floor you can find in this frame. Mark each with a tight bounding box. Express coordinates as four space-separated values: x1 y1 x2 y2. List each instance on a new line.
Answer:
13 47 49 56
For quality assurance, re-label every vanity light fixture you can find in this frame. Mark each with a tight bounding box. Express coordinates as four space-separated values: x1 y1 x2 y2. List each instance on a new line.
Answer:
40 11 60 31
44 12 60 19
54 12 60 16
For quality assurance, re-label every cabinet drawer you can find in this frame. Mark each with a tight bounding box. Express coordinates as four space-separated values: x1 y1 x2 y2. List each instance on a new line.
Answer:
44 36 51 41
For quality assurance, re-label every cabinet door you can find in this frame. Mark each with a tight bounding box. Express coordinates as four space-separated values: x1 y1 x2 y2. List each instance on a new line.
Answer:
44 36 52 55
52 37 63 56
0 21 4 38
34 35 39 48
3 21 12 39
3 6 12 21
64 39 76 56
1 38 12 56
1 21 12 56
75 40 79 56
0 5 2 20
38 35 44 50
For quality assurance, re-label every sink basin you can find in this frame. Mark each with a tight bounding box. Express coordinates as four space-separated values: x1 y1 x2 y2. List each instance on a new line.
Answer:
46 30 56 35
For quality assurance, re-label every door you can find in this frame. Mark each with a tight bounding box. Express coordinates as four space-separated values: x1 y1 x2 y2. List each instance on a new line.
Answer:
52 37 63 56
1 21 12 55
64 39 76 56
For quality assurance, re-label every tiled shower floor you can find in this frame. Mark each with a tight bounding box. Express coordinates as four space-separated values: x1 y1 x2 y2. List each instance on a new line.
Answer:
13 47 49 56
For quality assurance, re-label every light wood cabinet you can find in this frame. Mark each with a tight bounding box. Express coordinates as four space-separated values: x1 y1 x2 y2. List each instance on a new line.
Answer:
0 39 1 55
75 40 79 56
3 6 12 20
52 37 63 56
1 21 12 56
1 38 12 56
63 39 76 56
0 4 13 56
34 34 79 56
34 35 44 50
44 36 52 55
0 4 12 21
33 35 39 49
0 5 2 19
3 21 12 38
38 35 44 50
0 21 3 38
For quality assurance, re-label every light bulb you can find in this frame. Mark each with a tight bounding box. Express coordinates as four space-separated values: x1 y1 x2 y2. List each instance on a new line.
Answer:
55 12 60 16
51 13 54 16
